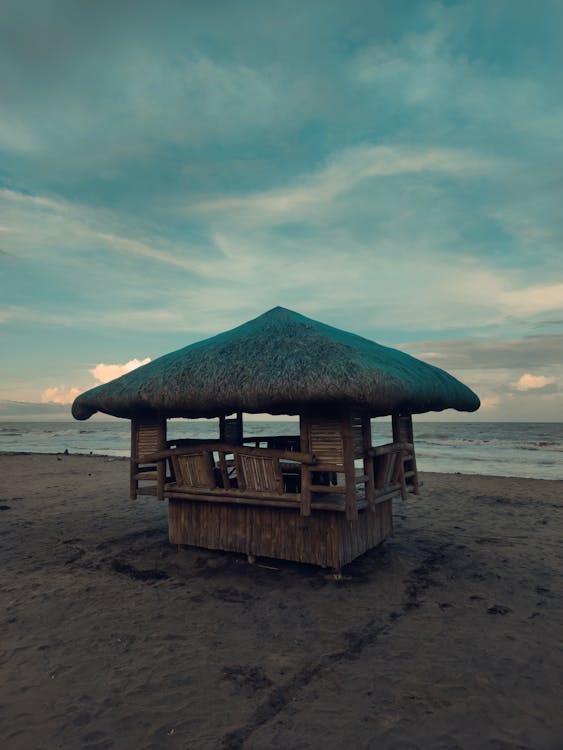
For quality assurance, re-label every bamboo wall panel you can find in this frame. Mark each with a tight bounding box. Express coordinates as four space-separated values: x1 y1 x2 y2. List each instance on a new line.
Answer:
337 501 393 566
168 499 393 569
133 418 166 457
308 419 346 465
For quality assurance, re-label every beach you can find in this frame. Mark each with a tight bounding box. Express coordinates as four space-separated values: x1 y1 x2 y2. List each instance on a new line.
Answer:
1 453 562 750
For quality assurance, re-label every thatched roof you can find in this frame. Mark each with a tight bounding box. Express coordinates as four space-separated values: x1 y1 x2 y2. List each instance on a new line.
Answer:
72 306 480 420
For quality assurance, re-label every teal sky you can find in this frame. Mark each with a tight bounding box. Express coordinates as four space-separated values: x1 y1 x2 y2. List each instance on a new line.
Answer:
1 0 562 421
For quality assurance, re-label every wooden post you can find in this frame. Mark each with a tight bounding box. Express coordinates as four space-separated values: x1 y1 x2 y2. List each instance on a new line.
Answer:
360 411 375 511
392 413 419 494
220 412 243 444
342 412 358 522
299 414 311 516
157 459 165 501
129 427 137 499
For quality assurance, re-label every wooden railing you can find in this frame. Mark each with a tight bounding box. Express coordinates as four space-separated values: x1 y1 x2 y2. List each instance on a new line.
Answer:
367 442 414 505
144 442 317 515
142 440 415 518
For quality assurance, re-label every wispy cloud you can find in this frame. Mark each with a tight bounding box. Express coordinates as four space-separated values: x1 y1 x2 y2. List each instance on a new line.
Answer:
0 187 213 280
96 232 207 274
0 305 182 332
402 334 563 371
191 145 498 222
0 187 67 212
500 284 563 317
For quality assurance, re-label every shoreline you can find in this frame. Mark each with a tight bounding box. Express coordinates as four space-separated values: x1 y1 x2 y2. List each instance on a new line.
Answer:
1 454 562 749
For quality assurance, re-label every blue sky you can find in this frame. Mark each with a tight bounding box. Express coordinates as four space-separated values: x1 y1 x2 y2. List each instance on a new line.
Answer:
1 0 562 420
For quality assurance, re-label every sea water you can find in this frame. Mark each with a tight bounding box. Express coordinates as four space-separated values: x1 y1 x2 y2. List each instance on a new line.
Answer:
0 420 561 481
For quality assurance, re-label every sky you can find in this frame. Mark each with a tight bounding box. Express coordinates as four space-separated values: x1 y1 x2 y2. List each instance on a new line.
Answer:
1 0 562 421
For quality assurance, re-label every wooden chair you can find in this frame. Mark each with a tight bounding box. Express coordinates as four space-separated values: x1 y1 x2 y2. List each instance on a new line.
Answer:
371 443 409 503
170 450 217 491
235 451 284 494
130 417 166 499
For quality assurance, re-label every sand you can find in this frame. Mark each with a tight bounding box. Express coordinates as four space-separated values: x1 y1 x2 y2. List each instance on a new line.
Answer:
0 453 562 750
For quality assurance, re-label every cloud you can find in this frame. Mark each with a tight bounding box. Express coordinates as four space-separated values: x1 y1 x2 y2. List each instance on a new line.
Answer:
514 373 558 392
41 385 82 405
402 334 563 371
91 357 151 384
352 5 563 146
0 187 66 212
500 284 563 317
191 145 498 222
398 334 563 420
479 396 501 410
38 357 152 407
96 232 205 273
0 29 307 175
1 186 215 280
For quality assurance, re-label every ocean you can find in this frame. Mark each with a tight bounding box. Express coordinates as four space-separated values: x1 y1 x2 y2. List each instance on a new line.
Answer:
1 419 562 481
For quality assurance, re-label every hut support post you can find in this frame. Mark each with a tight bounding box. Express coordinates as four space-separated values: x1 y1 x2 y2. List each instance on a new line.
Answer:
220 412 243 444
392 414 419 494
360 412 375 512
156 456 165 501
299 417 311 516
342 414 358 521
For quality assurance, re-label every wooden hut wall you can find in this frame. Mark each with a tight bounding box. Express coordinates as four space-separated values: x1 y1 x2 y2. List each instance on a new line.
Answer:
168 498 392 570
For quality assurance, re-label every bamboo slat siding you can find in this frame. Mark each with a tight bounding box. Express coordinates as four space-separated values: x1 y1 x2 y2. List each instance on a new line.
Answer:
308 418 345 465
136 425 165 457
168 499 392 569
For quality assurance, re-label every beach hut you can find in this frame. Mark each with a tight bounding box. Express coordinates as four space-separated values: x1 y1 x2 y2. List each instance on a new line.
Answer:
72 307 479 572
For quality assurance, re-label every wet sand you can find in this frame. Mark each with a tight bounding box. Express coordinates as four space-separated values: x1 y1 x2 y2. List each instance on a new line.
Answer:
1 453 562 750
